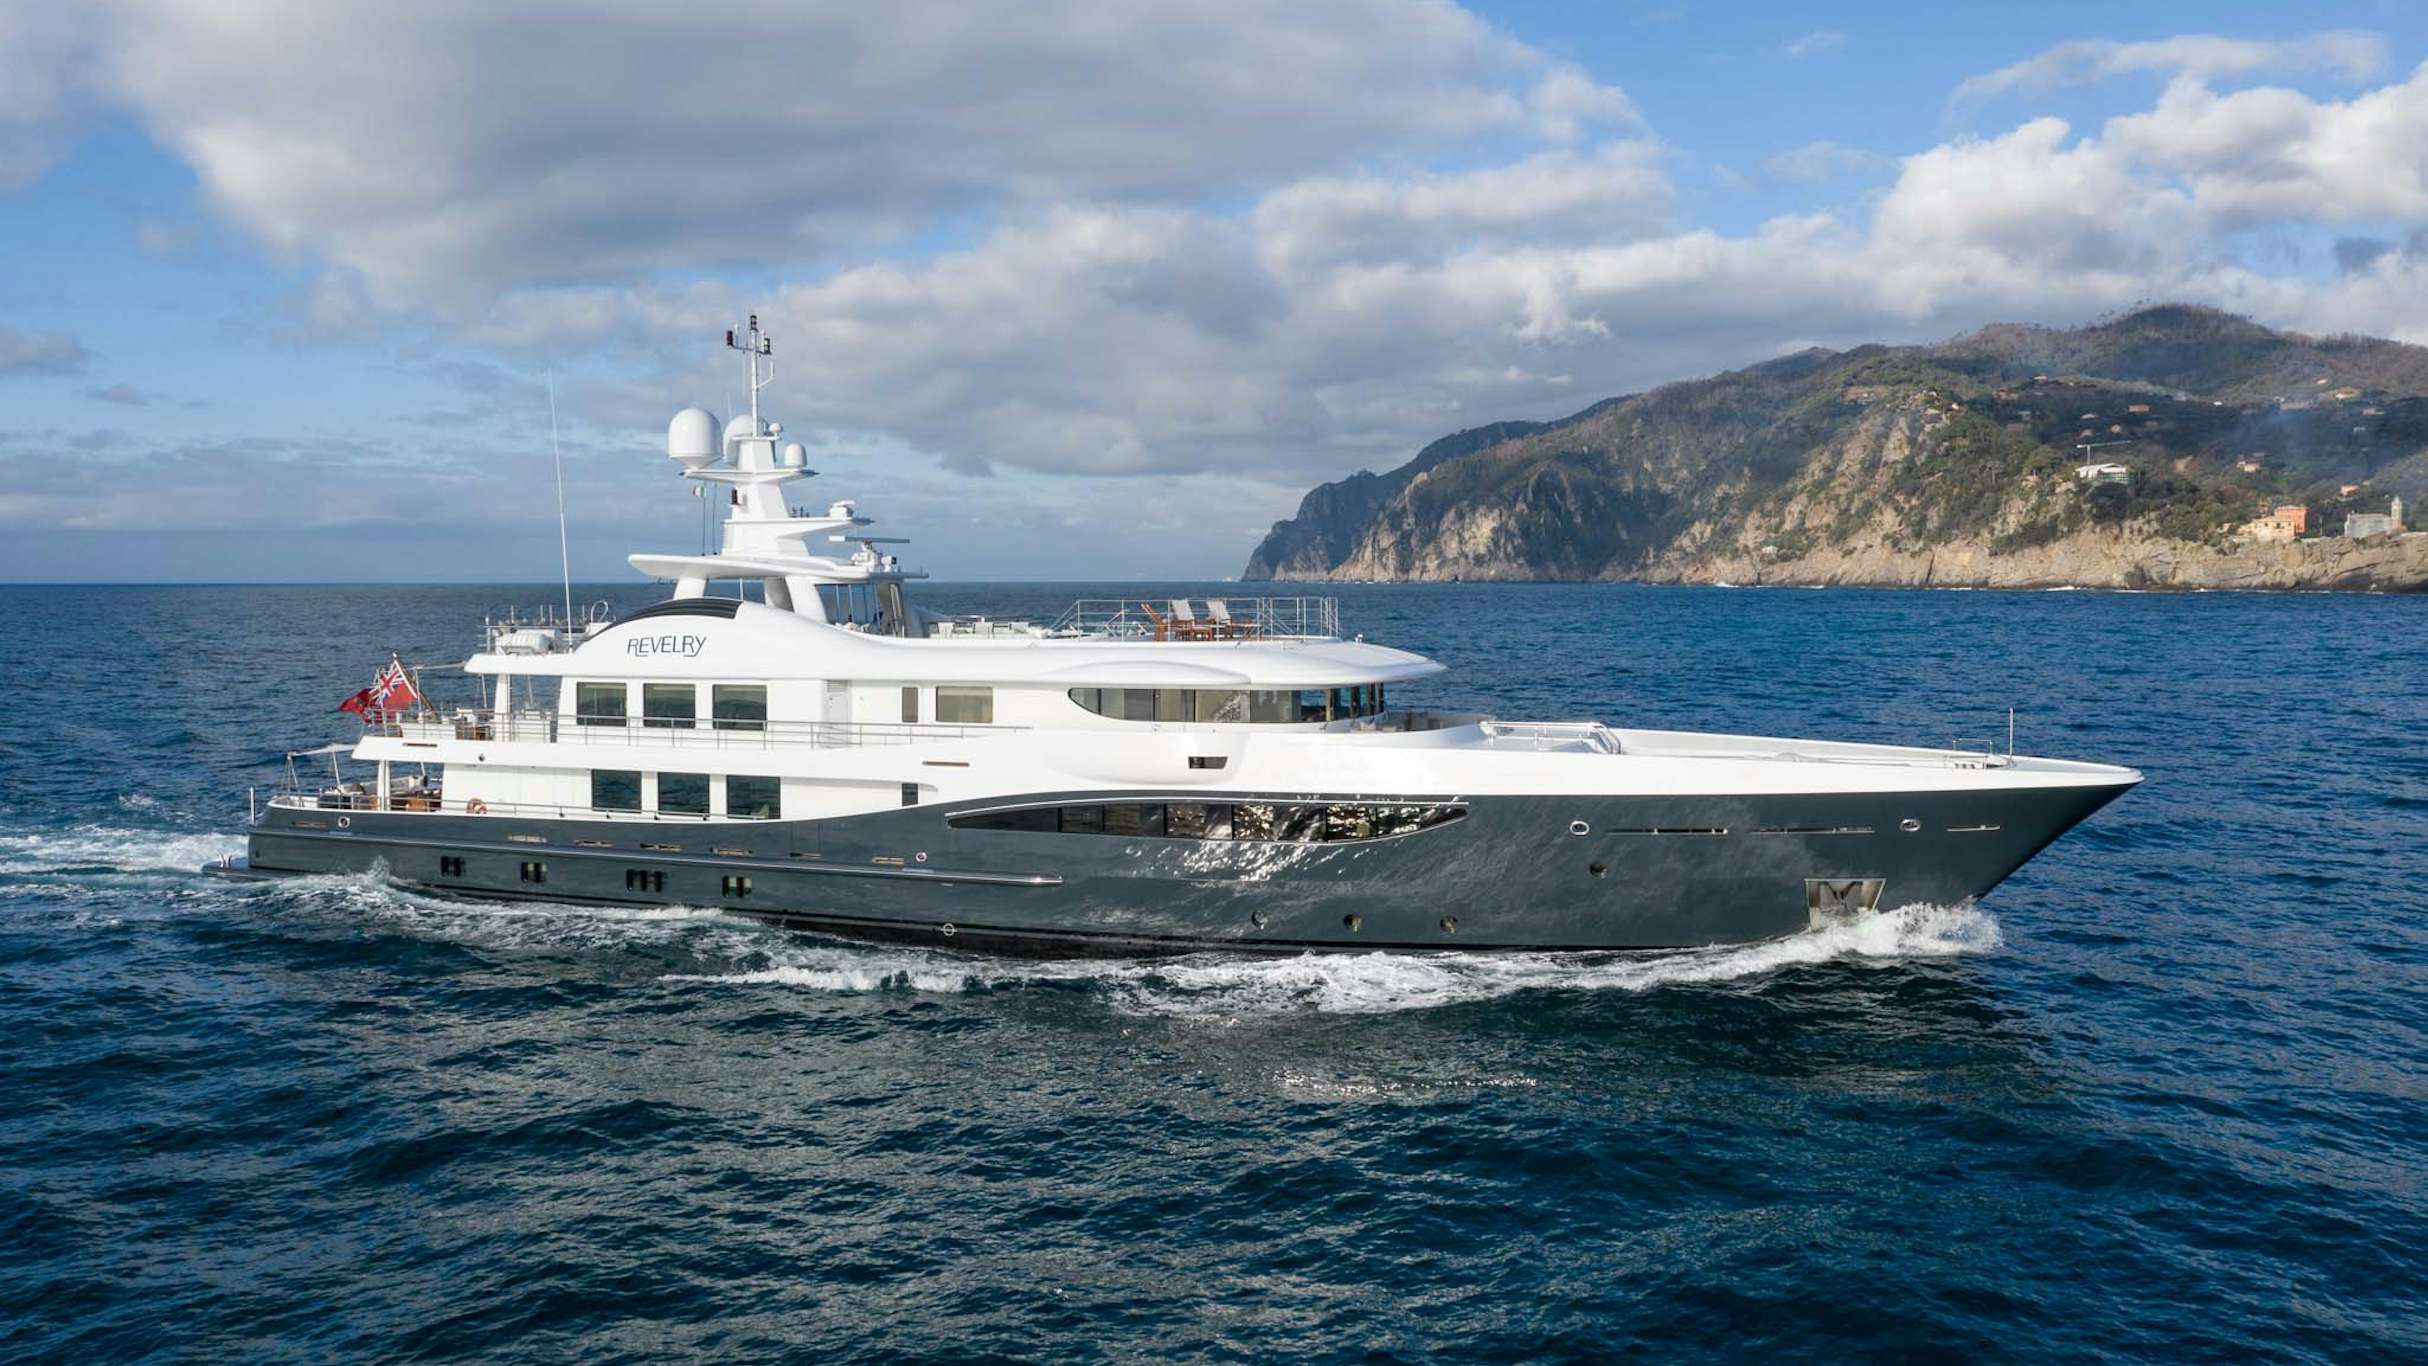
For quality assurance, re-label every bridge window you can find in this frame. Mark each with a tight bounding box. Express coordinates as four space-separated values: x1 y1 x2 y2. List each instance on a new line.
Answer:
658 772 709 816
643 683 695 729
575 682 626 726
591 769 642 812
713 684 766 732
936 686 994 724
901 686 919 723
1070 686 1384 724
727 774 779 819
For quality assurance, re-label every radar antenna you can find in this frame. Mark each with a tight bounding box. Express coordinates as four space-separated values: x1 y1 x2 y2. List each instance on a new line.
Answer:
725 314 775 434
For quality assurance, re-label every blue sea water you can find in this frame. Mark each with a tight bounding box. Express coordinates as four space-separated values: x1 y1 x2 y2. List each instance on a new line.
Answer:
1 581 2423 1362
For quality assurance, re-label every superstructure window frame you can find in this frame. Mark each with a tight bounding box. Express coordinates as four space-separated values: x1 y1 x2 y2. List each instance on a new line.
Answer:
591 768 643 812
643 683 696 729
575 681 628 727
712 684 767 732
657 772 710 816
726 774 780 819
935 685 994 724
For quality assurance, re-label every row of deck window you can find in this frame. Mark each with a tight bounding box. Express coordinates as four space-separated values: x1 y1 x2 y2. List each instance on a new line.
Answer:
1065 685 1386 724
575 682 768 729
590 770 780 819
951 800 1462 843
566 681 1383 729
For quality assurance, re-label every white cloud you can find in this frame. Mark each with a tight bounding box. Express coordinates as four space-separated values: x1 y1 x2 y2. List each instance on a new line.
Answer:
0 5 97 188
0 325 88 376
2104 63 2428 223
57 0 1599 313
1762 141 1891 184
1785 31 1844 60
1529 66 1641 142
1953 30 2385 105
1252 143 1673 274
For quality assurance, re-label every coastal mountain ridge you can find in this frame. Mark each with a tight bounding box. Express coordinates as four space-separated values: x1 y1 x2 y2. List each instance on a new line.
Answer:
1242 306 2428 590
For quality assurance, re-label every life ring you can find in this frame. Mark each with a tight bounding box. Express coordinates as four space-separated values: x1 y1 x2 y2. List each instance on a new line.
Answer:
466 798 489 815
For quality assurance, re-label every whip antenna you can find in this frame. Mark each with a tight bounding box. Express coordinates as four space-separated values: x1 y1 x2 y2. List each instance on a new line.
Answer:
548 368 573 628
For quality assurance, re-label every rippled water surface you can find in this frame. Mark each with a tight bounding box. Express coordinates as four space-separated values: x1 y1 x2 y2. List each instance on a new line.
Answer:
2 582 2423 1362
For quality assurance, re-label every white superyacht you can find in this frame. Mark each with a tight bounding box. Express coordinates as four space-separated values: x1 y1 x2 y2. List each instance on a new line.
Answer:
215 319 2140 953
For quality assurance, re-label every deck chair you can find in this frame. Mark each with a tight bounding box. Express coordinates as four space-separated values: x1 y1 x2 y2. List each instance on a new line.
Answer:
1168 599 1204 639
1205 599 1243 638
1138 601 1170 640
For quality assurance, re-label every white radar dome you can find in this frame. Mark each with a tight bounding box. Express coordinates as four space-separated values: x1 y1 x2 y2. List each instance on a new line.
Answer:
722 414 766 446
667 407 721 468
780 441 808 468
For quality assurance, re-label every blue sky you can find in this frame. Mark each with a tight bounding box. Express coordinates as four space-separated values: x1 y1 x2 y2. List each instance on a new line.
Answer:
4 1 2428 582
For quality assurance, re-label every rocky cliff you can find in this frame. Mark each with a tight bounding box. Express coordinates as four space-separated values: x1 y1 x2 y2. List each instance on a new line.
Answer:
1243 306 2428 591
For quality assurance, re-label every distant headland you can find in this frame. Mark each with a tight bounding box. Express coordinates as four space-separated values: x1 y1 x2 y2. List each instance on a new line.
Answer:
1245 305 2427 591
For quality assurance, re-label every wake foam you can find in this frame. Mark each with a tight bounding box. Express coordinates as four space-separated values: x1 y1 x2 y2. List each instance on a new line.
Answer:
663 902 2003 1016
285 869 749 952
0 826 245 877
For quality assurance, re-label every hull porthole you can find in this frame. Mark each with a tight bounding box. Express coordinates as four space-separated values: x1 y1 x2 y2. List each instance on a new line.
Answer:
1899 818 1921 833
1568 820 1590 836
336 816 350 829
939 922 956 938
1250 911 1269 929
1439 916 1458 934
1342 913 1363 932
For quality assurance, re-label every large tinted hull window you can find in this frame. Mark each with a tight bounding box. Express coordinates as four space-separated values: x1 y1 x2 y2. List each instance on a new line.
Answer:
955 801 1461 843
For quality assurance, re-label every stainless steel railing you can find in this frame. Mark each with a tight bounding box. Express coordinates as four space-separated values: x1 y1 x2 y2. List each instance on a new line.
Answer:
1048 596 1340 640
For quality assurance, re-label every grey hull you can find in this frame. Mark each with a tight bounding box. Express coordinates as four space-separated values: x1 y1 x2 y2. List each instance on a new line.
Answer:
230 780 2134 955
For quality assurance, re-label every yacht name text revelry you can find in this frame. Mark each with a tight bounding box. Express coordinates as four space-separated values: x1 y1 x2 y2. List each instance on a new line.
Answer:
626 634 707 658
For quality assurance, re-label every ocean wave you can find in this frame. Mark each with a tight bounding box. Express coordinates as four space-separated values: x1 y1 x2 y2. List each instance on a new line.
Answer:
662 902 2002 1016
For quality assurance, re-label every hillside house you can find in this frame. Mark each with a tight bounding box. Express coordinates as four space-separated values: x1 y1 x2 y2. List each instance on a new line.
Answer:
2075 462 2131 485
2239 505 2310 542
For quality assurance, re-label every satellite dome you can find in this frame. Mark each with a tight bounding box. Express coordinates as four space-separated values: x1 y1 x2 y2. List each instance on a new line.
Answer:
780 441 809 468
667 407 720 468
722 414 765 446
